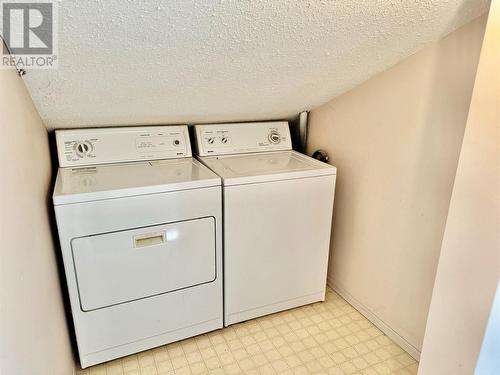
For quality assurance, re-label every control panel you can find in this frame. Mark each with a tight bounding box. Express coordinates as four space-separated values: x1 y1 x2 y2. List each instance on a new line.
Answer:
194 121 292 157
56 125 192 167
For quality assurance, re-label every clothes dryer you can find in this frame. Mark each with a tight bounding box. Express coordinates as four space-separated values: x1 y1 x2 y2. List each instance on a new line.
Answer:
53 126 223 367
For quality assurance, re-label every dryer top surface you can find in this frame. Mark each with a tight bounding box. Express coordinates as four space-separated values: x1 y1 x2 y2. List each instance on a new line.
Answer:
53 158 221 205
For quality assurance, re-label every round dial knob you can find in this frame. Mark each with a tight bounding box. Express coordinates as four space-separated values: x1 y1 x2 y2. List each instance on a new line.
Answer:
75 141 92 157
268 130 281 144
221 136 229 144
207 137 215 144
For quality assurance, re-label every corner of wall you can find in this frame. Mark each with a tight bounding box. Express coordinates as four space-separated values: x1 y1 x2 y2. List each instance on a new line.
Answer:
0 66 76 374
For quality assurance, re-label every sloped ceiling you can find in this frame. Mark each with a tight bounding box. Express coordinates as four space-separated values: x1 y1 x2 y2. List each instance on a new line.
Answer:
21 0 490 129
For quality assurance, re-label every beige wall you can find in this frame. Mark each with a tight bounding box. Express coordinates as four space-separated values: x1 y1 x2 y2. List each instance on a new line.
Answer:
418 2 499 373
307 15 487 357
0 66 75 374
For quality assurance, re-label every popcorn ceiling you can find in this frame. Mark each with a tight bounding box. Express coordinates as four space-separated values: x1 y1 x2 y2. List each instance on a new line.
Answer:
22 0 489 129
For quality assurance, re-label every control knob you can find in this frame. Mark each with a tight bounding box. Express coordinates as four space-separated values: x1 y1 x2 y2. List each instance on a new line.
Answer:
268 130 281 144
75 141 92 157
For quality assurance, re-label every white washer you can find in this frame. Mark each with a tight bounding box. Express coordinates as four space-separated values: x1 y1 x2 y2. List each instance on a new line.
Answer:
53 126 223 368
194 121 336 326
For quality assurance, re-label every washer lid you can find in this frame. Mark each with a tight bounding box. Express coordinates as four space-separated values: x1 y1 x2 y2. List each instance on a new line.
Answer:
53 158 220 205
199 151 336 186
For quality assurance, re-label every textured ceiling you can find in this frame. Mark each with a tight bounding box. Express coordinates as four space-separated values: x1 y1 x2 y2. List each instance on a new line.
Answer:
21 0 490 129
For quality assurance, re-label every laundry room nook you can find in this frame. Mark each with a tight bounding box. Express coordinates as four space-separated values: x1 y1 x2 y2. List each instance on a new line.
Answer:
0 1 499 375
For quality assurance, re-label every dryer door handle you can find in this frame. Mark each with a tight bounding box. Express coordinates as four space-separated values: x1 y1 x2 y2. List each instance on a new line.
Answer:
133 232 165 248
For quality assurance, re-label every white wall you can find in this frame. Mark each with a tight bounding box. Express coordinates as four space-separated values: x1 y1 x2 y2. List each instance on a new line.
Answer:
307 15 487 358
0 66 75 374
419 2 500 373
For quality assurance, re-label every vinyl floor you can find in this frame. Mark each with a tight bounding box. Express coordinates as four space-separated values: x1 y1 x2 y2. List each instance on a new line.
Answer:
78 288 418 375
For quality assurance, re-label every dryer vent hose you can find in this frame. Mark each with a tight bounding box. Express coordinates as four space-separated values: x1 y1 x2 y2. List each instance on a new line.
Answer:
312 150 329 163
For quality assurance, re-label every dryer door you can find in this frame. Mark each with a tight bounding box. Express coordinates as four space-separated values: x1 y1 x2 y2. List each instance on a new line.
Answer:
72 217 216 311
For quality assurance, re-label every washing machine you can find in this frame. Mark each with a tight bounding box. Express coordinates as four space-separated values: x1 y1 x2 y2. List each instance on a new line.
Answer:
193 121 336 326
53 126 223 368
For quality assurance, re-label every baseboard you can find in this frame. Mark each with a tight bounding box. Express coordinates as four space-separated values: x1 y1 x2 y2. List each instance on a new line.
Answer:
327 277 421 361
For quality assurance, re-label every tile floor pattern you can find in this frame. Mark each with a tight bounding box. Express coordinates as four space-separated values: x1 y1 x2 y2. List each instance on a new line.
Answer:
78 289 418 375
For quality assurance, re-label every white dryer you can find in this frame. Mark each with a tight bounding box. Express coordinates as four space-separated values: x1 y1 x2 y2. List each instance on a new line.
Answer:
193 121 336 326
53 126 223 368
